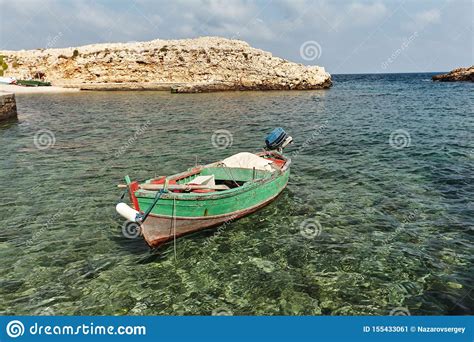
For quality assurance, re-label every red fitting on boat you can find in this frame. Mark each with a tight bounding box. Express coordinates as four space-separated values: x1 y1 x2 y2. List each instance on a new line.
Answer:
151 177 177 185
150 176 167 184
129 181 140 211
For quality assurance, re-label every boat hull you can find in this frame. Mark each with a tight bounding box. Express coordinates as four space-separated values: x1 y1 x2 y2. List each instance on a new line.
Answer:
141 190 283 247
140 169 289 247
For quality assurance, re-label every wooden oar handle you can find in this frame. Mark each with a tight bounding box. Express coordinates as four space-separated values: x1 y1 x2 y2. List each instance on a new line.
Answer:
117 183 230 191
140 183 230 191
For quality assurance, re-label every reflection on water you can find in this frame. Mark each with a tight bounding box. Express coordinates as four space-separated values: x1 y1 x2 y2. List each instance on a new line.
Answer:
0 73 472 315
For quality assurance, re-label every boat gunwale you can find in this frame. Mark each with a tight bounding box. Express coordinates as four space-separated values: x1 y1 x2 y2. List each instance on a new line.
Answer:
136 151 290 201
136 167 288 201
142 178 289 221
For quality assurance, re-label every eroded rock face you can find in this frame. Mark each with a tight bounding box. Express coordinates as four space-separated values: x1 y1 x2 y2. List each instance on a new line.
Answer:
0 93 17 121
432 66 474 82
0 37 332 91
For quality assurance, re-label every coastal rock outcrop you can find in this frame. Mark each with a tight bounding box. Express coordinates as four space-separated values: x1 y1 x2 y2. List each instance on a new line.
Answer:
0 92 17 121
0 37 332 92
432 66 474 82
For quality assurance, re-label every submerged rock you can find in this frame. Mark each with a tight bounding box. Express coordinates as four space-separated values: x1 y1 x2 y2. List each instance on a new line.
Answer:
0 37 332 92
432 66 474 82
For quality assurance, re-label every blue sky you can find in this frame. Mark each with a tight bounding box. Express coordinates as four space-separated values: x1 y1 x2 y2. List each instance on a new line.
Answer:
0 0 472 74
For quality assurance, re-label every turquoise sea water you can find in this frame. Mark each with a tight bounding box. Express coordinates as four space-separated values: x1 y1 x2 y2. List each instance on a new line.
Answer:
0 73 472 315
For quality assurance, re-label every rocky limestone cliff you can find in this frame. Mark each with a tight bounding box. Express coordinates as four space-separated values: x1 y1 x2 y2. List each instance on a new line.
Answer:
0 37 331 92
432 66 474 82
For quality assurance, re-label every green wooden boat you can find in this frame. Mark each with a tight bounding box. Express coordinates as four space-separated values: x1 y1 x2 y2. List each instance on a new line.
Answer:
17 79 51 87
116 129 293 247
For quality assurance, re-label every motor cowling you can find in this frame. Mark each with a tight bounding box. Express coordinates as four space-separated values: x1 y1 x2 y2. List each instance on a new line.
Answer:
265 127 293 151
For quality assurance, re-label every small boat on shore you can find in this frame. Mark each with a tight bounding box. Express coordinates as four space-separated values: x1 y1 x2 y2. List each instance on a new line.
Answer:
17 79 51 87
0 77 16 84
116 128 293 247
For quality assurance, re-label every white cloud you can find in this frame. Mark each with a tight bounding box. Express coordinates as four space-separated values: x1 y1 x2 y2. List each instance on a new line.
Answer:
162 0 276 41
347 2 388 27
0 0 470 73
75 3 115 30
415 9 441 25
271 1 388 33
402 8 442 31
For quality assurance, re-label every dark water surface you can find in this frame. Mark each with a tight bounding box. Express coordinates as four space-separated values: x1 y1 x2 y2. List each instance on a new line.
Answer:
0 73 472 315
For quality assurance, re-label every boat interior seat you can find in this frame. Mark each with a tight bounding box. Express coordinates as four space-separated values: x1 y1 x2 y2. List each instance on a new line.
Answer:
187 175 215 186
185 175 217 193
200 167 270 183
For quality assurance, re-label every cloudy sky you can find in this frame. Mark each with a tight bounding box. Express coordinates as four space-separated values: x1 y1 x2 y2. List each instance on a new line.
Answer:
0 0 472 74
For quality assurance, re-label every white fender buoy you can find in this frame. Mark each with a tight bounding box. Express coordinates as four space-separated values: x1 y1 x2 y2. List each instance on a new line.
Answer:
116 202 140 222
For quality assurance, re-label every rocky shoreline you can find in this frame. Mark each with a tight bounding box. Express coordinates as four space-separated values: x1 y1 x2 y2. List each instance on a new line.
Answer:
0 37 332 93
432 66 474 82
0 92 17 122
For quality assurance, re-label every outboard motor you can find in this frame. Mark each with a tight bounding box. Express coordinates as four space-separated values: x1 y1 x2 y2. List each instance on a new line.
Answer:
265 127 293 152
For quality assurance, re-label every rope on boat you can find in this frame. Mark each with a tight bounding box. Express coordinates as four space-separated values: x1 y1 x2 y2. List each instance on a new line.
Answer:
117 187 128 204
139 189 165 224
173 196 177 261
220 164 240 187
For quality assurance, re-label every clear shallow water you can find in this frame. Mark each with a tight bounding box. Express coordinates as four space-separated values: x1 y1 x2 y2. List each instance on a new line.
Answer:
0 73 472 315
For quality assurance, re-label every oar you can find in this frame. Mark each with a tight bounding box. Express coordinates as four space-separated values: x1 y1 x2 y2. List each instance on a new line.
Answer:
117 183 230 191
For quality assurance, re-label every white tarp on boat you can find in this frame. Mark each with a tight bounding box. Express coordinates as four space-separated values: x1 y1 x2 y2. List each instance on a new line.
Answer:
188 175 216 186
221 152 274 172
